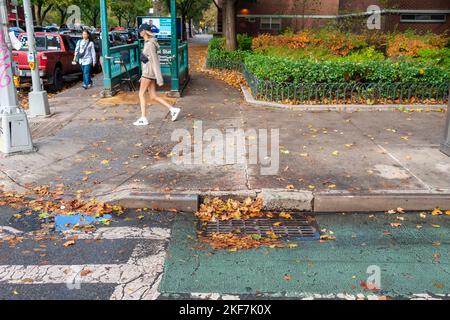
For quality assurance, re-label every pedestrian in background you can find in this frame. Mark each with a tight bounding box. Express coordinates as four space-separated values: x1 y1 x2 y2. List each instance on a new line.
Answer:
73 29 96 89
134 23 181 126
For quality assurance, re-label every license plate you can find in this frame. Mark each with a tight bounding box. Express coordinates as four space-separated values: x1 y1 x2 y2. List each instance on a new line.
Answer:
19 70 32 77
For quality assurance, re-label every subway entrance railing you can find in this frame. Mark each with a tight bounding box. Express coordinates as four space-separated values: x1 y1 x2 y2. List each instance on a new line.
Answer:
99 0 189 97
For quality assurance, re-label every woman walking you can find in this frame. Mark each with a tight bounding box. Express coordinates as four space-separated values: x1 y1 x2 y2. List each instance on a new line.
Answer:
134 23 181 126
73 30 96 89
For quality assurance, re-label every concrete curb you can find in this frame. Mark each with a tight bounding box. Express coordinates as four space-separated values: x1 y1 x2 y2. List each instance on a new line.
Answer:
314 192 450 213
102 190 199 212
241 85 448 112
99 188 450 213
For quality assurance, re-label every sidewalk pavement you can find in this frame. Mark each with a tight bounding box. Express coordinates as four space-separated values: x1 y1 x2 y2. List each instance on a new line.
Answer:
0 42 449 213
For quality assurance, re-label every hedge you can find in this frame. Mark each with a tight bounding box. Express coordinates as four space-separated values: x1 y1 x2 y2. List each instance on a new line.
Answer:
244 54 450 86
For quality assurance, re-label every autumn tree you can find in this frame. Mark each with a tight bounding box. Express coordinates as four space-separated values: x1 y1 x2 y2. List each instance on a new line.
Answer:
76 0 101 27
31 0 54 25
163 0 210 41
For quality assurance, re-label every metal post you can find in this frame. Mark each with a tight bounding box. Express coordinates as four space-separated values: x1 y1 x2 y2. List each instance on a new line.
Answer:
170 0 179 95
11 0 19 27
100 0 112 96
23 0 50 117
440 90 450 156
0 0 34 154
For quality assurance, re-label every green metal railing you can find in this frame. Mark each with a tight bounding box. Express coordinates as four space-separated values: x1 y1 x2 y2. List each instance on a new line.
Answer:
206 57 450 104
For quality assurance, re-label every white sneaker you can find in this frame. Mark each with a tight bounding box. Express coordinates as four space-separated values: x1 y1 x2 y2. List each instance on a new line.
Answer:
133 117 149 126
170 107 181 122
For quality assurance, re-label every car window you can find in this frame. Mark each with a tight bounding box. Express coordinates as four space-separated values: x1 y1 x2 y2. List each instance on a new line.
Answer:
46 36 61 51
20 35 61 51
63 36 76 52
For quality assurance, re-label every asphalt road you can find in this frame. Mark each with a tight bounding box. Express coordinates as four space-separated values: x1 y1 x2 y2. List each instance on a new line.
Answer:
1 206 449 300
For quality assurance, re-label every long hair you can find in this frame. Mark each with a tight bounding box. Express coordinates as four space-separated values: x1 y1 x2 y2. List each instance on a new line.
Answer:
82 29 93 42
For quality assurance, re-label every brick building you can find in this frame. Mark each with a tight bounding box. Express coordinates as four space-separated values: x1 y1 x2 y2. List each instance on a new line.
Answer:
218 0 450 35
5 0 25 27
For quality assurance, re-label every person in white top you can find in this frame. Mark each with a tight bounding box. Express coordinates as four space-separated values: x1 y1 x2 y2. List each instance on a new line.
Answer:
73 30 96 89
133 23 181 126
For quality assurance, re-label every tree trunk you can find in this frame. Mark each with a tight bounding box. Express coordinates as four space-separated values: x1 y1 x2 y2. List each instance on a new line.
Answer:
181 15 187 41
224 0 237 51
57 8 67 26
188 18 193 38
42 5 53 25
221 2 226 34
34 4 42 26
92 12 99 27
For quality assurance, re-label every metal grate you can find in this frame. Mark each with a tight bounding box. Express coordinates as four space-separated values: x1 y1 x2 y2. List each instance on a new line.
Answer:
203 215 320 241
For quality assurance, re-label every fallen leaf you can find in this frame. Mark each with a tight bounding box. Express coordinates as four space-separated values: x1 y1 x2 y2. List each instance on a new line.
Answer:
432 208 443 216
273 222 282 227
80 269 92 277
279 212 292 220
390 223 402 228
434 282 444 289
283 274 292 281
63 240 75 247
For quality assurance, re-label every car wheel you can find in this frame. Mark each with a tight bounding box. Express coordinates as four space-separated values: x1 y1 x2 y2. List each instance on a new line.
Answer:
49 67 63 92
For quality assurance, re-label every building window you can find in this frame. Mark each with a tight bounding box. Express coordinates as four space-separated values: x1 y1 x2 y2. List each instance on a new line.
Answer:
400 14 447 23
260 17 282 30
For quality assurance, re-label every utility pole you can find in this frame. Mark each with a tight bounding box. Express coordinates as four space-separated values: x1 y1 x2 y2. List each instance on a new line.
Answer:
23 0 50 117
440 91 450 156
0 0 34 154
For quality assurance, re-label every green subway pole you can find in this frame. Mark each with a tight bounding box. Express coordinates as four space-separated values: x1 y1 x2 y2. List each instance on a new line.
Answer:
170 0 179 95
100 0 112 96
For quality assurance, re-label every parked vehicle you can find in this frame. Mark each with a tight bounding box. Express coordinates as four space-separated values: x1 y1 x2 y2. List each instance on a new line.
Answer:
44 26 59 33
33 26 46 32
13 32 84 91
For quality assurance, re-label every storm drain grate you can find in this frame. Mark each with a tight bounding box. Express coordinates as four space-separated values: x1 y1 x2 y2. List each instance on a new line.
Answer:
203 215 320 241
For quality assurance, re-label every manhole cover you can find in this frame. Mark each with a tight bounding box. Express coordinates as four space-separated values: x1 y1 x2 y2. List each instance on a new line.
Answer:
202 214 320 241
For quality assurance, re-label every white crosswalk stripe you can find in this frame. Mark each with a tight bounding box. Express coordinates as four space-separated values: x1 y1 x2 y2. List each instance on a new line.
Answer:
0 226 170 300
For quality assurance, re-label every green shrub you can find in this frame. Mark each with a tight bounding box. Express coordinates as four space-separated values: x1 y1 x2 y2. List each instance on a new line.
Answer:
415 47 450 69
237 34 253 51
207 48 250 69
208 35 253 52
264 46 336 61
346 47 385 62
208 37 225 51
244 54 450 86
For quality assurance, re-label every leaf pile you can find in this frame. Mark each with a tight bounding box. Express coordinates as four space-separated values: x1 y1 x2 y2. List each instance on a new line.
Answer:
198 233 281 251
195 197 306 251
196 197 265 222
0 187 123 219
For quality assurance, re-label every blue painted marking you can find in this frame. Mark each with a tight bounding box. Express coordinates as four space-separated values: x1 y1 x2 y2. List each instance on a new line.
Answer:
54 214 112 232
